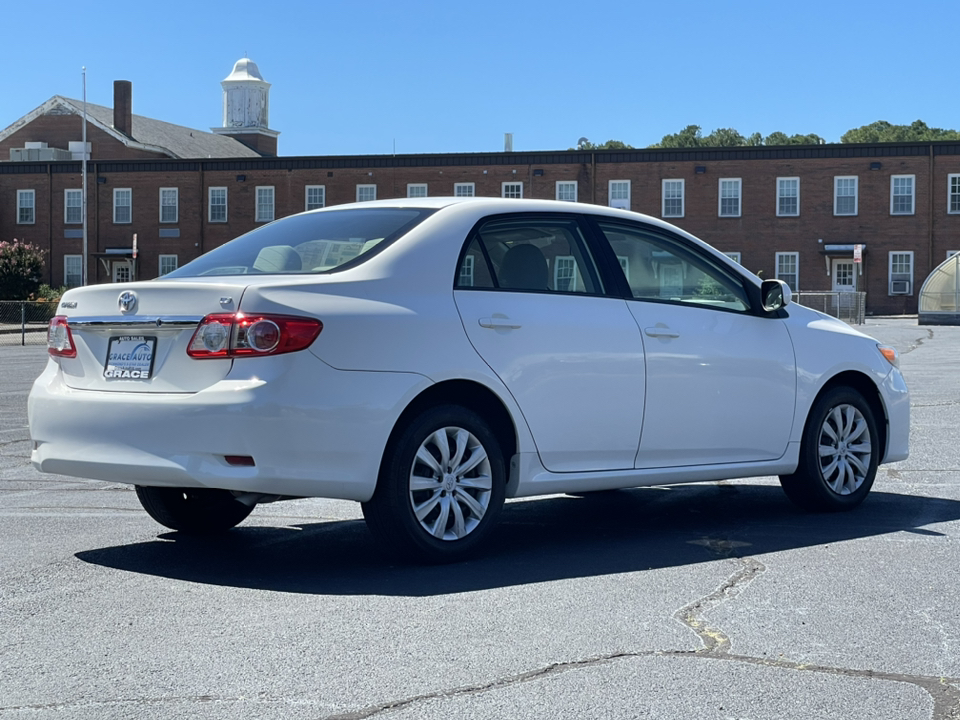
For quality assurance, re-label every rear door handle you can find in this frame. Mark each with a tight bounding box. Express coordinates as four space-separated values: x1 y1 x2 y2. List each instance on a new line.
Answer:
479 317 522 330
644 326 679 338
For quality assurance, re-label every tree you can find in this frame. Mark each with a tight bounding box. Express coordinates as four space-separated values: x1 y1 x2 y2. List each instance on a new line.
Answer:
574 139 635 150
841 120 960 144
0 239 46 300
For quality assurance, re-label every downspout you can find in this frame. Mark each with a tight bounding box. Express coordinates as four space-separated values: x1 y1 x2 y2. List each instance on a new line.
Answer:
591 152 596 205
47 162 53 285
929 143 935 274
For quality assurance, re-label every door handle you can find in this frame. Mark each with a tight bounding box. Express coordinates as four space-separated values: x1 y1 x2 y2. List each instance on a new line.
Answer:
479 317 522 330
644 326 679 338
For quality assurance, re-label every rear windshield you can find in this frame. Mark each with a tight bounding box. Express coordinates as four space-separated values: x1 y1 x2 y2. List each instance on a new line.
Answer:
166 207 434 278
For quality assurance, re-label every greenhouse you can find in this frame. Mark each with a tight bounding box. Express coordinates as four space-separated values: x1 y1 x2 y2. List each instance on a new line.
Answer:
919 253 960 325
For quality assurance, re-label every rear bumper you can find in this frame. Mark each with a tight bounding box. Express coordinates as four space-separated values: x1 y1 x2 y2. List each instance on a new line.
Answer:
28 353 430 502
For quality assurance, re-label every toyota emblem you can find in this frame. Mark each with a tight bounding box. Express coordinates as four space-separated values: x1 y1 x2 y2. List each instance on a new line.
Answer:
118 291 137 313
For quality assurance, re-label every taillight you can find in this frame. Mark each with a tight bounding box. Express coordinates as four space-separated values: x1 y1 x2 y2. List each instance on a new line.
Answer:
187 313 322 359
48 316 77 358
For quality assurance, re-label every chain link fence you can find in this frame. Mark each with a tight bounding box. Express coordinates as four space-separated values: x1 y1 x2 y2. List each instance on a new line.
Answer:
0 301 55 346
793 291 867 325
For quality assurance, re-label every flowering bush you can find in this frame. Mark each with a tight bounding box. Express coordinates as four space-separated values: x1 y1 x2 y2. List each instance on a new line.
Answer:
0 239 45 300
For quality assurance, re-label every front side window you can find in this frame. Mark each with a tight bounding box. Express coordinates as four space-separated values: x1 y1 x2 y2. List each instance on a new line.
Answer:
65 189 82 224
64 255 82 287
608 180 630 209
776 252 799 291
209 187 227 222
835 176 858 216
949 174 960 214
17 190 35 224
595 220 749 312
305 185 325 210
256 186 275 222
114 189 132 224
456 216 602 294
407 183 428 198
662 179 684 218
777 177 799 216
891 175 915 215
159 254 178 276
889 251 914 295
556 181 578 202
160 188 178 223
719 179 741 217
454 183 475 197
356 184 377 202
502 182 523 199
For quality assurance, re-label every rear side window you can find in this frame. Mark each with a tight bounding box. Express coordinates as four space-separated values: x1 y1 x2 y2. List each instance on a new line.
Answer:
456 216 603 295
166 208 434 277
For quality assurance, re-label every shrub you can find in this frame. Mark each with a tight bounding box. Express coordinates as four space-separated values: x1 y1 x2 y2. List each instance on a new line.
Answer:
0 239 46 300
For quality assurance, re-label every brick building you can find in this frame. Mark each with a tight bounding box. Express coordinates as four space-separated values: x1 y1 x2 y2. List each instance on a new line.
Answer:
1 58 958 315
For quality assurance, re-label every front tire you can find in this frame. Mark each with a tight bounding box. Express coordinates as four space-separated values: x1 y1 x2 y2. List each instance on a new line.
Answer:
779 387 879 512
135 486 254 533
362 405 506 563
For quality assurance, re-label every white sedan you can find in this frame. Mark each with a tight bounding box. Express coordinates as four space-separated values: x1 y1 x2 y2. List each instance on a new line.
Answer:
29 198 910 562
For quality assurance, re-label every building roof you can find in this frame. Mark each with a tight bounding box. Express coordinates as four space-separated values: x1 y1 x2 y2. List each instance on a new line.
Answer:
0 95 262 160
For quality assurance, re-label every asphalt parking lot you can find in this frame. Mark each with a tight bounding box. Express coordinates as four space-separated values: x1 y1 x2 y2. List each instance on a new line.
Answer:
2 317 958 720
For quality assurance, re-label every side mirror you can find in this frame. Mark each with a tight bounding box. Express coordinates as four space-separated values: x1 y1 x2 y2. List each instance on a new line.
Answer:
761 279 791 312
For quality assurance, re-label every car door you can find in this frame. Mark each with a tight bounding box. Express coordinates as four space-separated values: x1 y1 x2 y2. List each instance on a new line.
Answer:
453 214 645 473
591 219 797 469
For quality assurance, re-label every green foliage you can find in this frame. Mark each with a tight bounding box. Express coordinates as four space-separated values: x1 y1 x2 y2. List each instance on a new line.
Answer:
31 284 67 302
0 239 46 300
841 120 960 144
650 126 825 148
574 139 635 150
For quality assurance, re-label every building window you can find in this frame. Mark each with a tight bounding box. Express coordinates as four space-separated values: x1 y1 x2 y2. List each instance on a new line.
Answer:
407 183 428 198
556 181 578 202
256 186 275 222
891 175 915 215
949 174 960 214
502 182 523 199
305 185 325 210
609 180 630 209
777 177 799 216
724 251 742 264
64 255 82 288
662 179 684 218
554 256 578 292
834 176 858 216
889 251 914 295
776 252 799 291
159 254 178 276
113 188 132 224
454 182 475 197
113 263 131 283
17 190 35 224
719 179 741 217
209 187 227 222
64 189 82 224
458 254 474 287
159 188 178 223
356 184 377 202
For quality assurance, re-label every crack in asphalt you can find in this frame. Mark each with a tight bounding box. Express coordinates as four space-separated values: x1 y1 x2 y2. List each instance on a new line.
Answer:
901 329 935 355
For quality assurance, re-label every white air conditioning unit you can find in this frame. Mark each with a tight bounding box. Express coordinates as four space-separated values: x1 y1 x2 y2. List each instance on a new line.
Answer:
890 280 911 295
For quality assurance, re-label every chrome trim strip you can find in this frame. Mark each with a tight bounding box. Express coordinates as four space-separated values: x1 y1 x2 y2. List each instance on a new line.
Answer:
67 316 204 327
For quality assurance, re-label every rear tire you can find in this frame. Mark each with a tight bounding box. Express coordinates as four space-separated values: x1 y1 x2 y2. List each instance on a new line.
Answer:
135 486 254 533
779 387 879 512
362 405 506 563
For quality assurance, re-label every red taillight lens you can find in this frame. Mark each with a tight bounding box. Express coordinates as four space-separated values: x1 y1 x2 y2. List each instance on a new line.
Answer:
48 316 77 358
187 313 322 359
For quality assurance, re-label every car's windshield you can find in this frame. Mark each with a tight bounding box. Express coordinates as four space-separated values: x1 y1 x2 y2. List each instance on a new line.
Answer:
166 207 434 278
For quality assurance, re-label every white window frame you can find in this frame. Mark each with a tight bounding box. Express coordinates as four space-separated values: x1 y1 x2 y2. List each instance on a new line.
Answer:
113 262 132 283
158 254 178 276
458 254 475 287
454 182 475 197
64 189 82 224
256 186 275 222
501 181 523 199
356 184 377 202
113 188 132 224
608 180 630 209
159 187 178 223
556 181 578 202
834 176 859 216
305 185 325 211
617 256 630 278
661 179 684 218
948 174 960 215
17 189 36 225
406 183 428 198
64 254 82 288
889 251 914 295
724 251 742 264
775 251 799 292
208 187 227 223
776 177 800 217
554 256 578 292
890 175 915 215
948 250 960 259
719 178 742 217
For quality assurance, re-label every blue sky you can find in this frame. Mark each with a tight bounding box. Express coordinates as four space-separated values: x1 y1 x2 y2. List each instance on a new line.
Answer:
2 0 956 157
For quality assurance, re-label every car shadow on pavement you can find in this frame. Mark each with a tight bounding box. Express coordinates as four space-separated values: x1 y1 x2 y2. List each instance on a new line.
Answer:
76 483 958 596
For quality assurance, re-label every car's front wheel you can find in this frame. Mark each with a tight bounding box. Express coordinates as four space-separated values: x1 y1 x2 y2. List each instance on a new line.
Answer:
135 486 254 533
779 387 879 511
362 405 506 563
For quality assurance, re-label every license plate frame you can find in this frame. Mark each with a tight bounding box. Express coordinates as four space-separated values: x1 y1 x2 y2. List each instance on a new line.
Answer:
104 335 157 380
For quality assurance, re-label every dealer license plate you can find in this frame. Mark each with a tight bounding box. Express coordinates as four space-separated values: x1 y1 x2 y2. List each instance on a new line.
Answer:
104 336 157 380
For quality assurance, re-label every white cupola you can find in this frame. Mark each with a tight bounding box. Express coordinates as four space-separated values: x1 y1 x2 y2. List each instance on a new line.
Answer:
212 57 279 156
